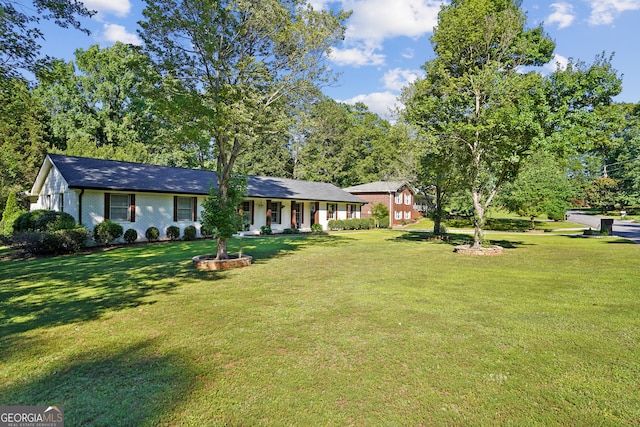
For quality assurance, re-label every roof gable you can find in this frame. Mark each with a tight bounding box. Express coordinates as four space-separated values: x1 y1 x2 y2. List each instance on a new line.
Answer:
42 154 364 204
343 181 413 194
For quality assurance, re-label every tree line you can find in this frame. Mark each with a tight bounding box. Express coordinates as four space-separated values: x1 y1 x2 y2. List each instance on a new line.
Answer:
2 0 640 249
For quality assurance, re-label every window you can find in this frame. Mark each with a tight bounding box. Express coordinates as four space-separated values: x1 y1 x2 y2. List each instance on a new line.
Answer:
394 211 402 220
404 211 411 219
110 194 132 221
270 201 281 224
240 201 253 230
104 193 134 222
404 193 411 205
347 204 357 219
394 192 402 204
175 196 195 221
327 203 336 220
58 193 64 212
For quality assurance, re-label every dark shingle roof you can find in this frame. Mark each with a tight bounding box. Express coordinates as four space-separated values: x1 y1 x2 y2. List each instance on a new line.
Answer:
46 154 365 204
343 181 409 193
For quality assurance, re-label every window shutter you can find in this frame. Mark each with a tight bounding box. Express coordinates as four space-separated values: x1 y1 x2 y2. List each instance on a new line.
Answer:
173 196 178 222
250 200 255 225
192 197 198 221
104 193 110 220
266 200 271 226
129 194 136 222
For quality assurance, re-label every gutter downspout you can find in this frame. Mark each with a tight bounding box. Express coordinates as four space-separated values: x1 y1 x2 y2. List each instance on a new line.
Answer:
78 189 85 225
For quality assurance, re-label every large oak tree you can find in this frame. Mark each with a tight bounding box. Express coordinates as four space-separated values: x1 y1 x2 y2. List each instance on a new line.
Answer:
139 0 348 258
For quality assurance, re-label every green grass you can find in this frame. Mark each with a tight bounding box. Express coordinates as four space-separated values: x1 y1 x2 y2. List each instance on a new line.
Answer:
404 210 586 233
1 232 639 425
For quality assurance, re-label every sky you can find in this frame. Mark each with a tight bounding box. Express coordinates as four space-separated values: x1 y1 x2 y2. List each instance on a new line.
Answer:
38 0 640 120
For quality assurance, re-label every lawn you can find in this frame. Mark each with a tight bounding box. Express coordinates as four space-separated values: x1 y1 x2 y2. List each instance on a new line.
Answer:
403 210 587 233
1 231 639 425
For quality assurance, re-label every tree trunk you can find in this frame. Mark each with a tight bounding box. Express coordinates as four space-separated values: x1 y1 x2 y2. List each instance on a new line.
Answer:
530 215 536 230
472 189 484 248
433 185 443 235
216 237 228 260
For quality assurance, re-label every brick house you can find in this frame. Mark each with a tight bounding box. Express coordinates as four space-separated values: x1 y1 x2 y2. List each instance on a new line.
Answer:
343 181 423 226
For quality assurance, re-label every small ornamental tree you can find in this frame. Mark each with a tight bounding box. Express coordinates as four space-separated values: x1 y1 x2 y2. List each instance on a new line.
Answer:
200 176 247 259
501 151 574 229
1 192 26 235
371 203 389 228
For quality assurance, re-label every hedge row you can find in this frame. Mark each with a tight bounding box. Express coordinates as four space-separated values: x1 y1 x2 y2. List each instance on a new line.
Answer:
327 217 375 231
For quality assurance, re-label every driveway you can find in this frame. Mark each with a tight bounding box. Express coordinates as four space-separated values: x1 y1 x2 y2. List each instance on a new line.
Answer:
566 210 640 244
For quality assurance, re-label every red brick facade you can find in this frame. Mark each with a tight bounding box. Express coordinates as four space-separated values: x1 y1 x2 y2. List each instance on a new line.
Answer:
357 187 422 226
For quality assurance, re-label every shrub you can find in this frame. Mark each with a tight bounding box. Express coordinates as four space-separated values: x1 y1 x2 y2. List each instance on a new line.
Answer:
13 210 49 232
11 227 90 255
93 220 124 245
183 225 197 241
200 224 213 238
283 228 300 234
311 223 323 233
145 226 160 242
34 210 76 232
328 218 375 231
377 216 390 228
166 225 180 241
260 225 272 235
124 228 138 244
1 192 26 235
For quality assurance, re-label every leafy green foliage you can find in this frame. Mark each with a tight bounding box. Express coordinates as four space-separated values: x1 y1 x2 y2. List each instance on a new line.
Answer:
11 227 90 254
166 226 180 241
371 203 389 228
501 151 574 228
585 177 620 213
310 223 323 233
139 0 348 257
34 210 76 232
35 43 162 163
145 227 160 242
123 228 138 244
0 0 94 78
260 226 272 235
183 225 197 241
200 176 246 258
13 209 49 232
327 218 374 230
0 76 51 203
295 100 414 187
93 220 124 245
1 192 26 235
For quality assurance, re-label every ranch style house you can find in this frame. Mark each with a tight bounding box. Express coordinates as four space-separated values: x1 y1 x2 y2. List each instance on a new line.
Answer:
29 154 366 241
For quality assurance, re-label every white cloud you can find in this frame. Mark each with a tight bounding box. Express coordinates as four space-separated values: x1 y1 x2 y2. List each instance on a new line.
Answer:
587 0 640 25
546 3 575 29
330 0 442 67
544 54 569 73
329 46 385 67
83 0 131 18
102 23 142 45
343 0 441 43
382 68 423 91
341 91 401 119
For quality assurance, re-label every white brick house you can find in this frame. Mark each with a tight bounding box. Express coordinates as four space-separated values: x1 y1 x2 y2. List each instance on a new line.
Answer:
29 154 366 241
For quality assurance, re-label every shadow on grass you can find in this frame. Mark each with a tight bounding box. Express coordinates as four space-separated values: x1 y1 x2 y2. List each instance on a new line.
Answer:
392 231 527 250
0 234 350 345
2 340 195 426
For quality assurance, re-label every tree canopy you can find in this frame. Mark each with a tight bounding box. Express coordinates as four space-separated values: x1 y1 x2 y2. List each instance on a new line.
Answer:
138 0 348 258
1 0 94 78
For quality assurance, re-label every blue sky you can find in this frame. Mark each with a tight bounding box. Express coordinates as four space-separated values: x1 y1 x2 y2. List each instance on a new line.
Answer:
39 0 640 120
